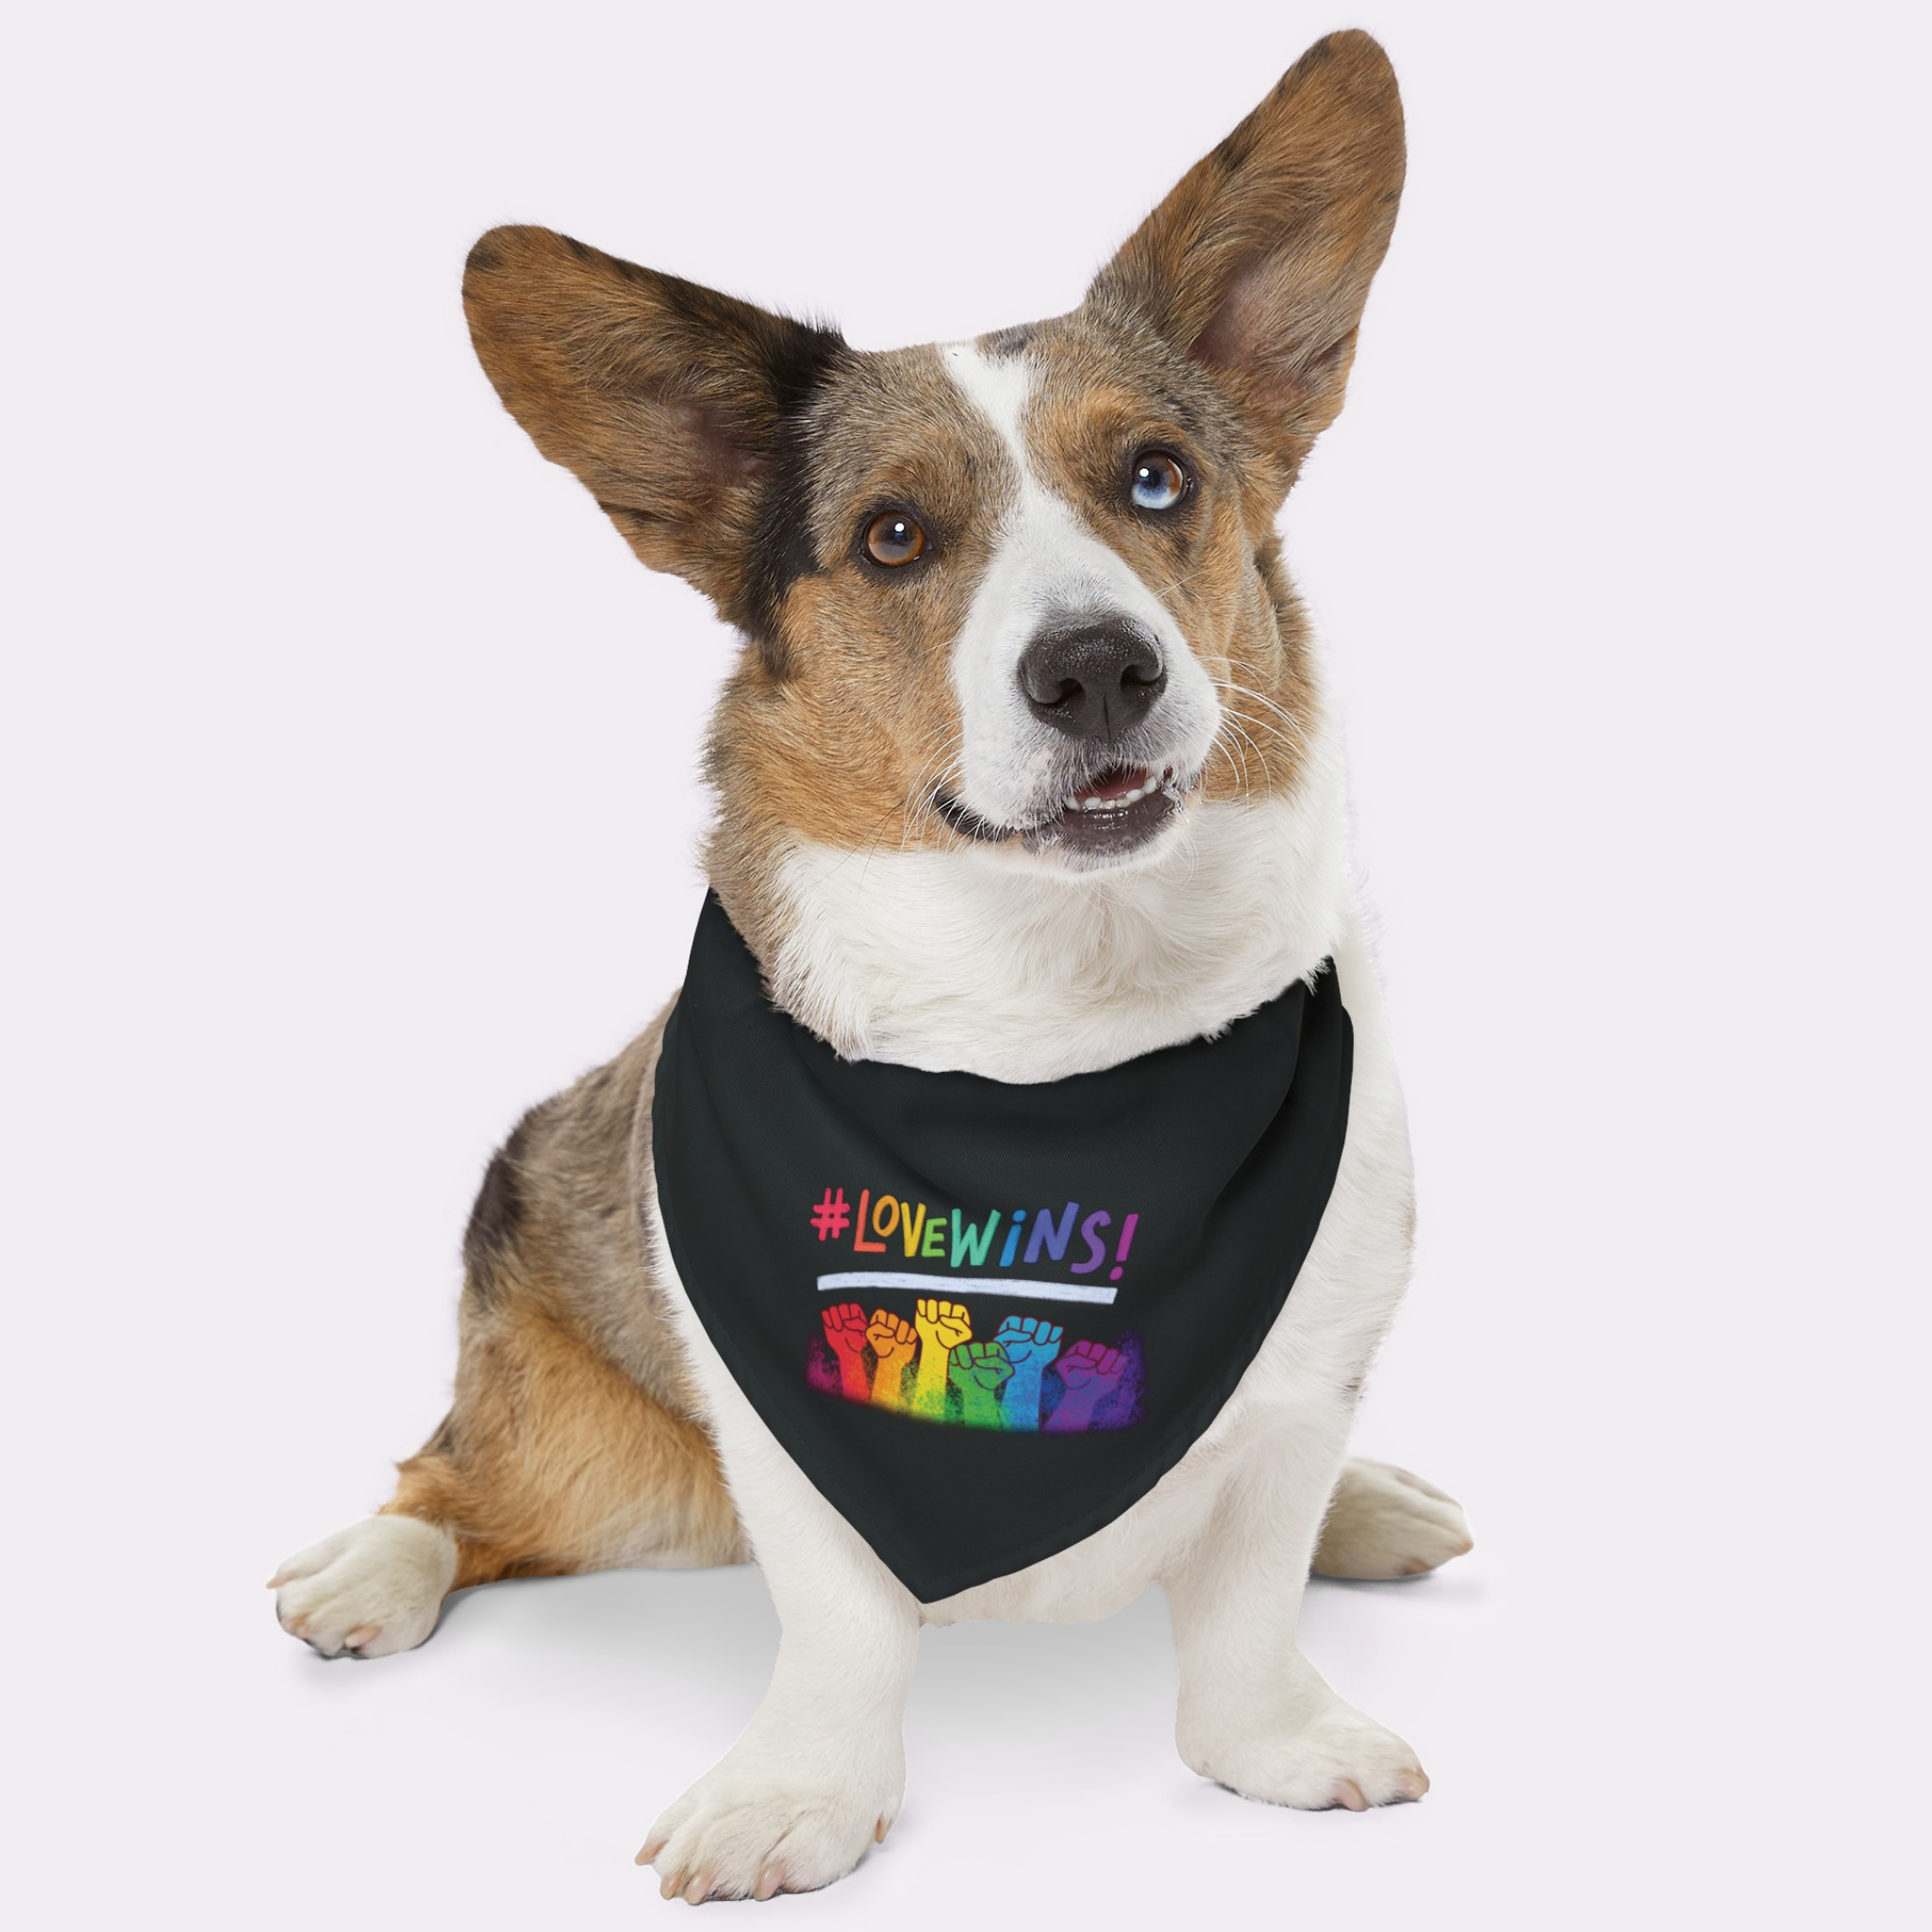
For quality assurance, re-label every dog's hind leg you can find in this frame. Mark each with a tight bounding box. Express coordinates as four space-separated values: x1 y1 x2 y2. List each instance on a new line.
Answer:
272 1029 744 1659
271 1290 743 1657
1311 1457 1473 1580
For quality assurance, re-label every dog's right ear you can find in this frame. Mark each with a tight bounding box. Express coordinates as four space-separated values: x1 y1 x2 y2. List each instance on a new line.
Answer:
462 225 846 623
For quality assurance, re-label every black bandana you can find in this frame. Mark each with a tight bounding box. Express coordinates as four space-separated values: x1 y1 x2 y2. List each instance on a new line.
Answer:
652 895 1353 1604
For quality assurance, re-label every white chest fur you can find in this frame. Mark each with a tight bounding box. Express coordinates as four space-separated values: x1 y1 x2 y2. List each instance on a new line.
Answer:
765 772 1353 1085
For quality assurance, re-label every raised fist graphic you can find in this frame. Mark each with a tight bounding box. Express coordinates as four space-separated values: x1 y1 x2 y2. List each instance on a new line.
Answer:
822 1301 871 1359
992 1314 1063 1431
948 1340 1013 1392
993 1314 1062 1368
910 1297 973 1419
1046 1339 1126 1432
821 1299 874 1402
948 1340 1013 1426
1056 1339 1123 1389
915 1297 973 1353
866 1308 918 1410
867 1309 917 1363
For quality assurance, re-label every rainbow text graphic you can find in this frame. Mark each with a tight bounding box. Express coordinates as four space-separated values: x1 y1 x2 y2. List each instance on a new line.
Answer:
810 1187 1140 1287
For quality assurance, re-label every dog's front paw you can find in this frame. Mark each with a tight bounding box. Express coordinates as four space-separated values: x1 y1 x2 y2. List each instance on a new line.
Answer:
269 1515 456 1658
1312 1458 1473 1579
639 1744 900 1903
1180 1696 1428 1810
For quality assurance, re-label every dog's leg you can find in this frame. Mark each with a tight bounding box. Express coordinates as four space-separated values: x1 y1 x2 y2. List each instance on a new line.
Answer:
273 1032 746 1658
1312 1457 1473 1580
272 1292 743 1658
269 1513 458 1660
1167 1409 1429 1809
640 1417 918 1904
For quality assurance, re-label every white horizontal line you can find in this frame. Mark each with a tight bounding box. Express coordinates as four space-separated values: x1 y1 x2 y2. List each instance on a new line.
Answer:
816 1271 1118 1307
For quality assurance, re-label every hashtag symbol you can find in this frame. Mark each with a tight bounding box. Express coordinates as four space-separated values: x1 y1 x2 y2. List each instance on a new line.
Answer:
810 1187 852 1241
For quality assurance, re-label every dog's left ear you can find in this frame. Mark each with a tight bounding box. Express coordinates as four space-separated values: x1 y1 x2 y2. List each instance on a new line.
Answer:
1085 30 1405 489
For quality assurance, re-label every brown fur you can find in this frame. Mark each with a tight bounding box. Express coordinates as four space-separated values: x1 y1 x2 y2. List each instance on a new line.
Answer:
377 33 1404 1601
381 1016 745 1589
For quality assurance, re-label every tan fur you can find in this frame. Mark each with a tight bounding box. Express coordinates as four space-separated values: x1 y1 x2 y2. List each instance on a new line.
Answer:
377 1015 746 1590
385 1297 742 1590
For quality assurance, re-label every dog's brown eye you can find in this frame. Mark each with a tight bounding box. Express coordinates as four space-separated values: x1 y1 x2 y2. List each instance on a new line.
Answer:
864 511 926 567
1129 451 1188 511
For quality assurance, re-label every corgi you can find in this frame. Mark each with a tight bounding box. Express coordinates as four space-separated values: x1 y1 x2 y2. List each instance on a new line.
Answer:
270 29 1472 1903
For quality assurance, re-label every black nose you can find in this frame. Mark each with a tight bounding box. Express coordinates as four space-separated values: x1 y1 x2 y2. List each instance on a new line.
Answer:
1016 622 1167 742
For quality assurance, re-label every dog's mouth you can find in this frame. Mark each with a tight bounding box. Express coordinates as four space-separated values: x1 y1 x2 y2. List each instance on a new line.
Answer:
936 762 1189 859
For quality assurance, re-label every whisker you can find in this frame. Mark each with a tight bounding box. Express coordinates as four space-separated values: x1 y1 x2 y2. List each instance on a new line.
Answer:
817 798 915 893
817 725 963 899
1211 730 1250 801
1146 559 1218 603
1214 675 1310 752
1208 674 1308 796
1223 712 1274 800
897 744 949 852
896 724 970 857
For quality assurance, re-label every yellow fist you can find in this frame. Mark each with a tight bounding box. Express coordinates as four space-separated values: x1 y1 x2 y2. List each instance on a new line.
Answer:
914 1297 972 1353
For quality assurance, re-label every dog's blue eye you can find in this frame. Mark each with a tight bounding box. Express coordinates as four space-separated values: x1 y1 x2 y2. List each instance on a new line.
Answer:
1129 451 1188 511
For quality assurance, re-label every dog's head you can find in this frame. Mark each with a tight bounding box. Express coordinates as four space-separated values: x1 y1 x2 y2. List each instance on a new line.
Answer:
464 32 1402 903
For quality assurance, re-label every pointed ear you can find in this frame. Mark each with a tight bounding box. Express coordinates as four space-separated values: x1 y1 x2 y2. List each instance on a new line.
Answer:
1085 31 1405 483
462 225 846 622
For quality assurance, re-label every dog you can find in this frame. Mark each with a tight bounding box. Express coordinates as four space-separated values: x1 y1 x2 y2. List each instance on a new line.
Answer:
270 28 1472 1902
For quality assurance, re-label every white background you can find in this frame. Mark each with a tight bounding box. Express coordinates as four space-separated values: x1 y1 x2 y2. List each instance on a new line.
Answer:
6 2 1926 1925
